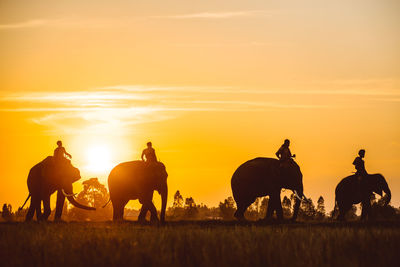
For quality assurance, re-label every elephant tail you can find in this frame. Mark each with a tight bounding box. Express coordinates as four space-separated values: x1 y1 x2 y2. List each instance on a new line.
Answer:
332 198 339 219
102 198 111 208
19 194 31 211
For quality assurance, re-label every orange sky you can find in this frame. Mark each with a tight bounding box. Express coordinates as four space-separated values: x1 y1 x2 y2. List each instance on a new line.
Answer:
0 0 399 212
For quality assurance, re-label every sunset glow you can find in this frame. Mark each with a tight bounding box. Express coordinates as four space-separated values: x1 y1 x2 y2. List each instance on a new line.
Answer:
85 145 113 174
0 0 399 212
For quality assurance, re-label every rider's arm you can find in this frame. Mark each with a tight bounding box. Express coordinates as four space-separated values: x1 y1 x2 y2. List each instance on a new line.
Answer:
275 148 281 159
288 148 293 157
62 147 72 158
141 150 145 161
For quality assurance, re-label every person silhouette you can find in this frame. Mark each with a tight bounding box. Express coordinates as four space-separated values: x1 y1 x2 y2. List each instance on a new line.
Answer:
276 139 295 162
353 149 367 180
54 140 72 163
141 142 157 163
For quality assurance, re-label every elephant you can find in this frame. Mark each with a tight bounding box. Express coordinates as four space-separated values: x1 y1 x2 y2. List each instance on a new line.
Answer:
107 160 168 223
231 157 308 221
335 173 391 221
22 156 95 221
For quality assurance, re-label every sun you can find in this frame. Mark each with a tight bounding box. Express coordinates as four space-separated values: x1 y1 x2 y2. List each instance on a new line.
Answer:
85 145 113 174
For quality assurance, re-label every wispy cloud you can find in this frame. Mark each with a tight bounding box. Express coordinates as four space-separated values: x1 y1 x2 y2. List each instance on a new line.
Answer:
1 83 397 135
151 10 270 19
0 19 47 29
0 18 136 30
0 9 275 31
171 41 292 48
99 84 400 97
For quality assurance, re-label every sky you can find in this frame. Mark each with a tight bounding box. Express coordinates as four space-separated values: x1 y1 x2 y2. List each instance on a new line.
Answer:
0 0 399 212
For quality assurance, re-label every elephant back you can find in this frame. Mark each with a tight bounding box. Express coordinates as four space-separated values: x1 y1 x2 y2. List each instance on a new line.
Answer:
232 157 280 181
108 160 166 193
27 156 79 192
231 158 281 197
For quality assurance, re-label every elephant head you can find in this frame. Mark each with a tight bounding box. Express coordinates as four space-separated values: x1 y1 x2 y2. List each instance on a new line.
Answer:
50 162 95 211
366 174 391 205
280 160 306 220
147 162 168 223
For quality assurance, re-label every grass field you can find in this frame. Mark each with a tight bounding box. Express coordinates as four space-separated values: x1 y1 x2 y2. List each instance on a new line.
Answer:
0 221 399 267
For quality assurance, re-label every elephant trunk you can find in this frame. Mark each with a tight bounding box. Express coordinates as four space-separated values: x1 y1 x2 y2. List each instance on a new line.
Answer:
160 183 168 223
384 186 391 206
292 188 303 221
292 196 301 221
67 195 96 211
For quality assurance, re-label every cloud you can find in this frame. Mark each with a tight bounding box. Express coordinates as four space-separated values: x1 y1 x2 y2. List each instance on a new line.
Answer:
163 100 328 109
151 10 270 19
0 19 47 29
170 41 292 48
0 18 135 30
99 84 400 97
1 83 397 135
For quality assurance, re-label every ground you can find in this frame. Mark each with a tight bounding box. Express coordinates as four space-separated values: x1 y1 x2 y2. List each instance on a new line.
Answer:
0 221 399 267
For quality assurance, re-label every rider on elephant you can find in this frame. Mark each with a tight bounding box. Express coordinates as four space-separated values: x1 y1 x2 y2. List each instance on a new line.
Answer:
141 141 157 163
276 139 295 167
353 149 367 181
54 140 72 166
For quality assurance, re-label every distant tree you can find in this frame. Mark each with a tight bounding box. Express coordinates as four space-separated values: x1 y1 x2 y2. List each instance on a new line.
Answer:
299 198 316 221
14 208 27 221
245 198 264 220
259 197 269 218
316 196 326 220
346 205 358 220
1 203 12 221
2 204 8 217
173 190 184 208
197 203 214 219
370 194 377 205
219 196 235 220
185 197 195 208
290 193 296 204
184 197 198 219
282 196 292 218
167 190 186 220
370 194 398 220
68 178 111 221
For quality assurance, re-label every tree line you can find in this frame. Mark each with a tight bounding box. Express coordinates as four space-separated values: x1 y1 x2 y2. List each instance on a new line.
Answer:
1 178 399 222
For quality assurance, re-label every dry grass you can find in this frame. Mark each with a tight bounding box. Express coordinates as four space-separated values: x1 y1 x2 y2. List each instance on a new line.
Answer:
0 221 399 267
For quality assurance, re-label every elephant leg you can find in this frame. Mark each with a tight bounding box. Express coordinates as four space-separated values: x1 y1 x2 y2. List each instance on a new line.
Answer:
265 197 275 220
234 199 253 220
112 199 127 221
42 196 51 221
337 203 351 221
267 193 283 220
54 191 66 221
274 196 284 221
35 199 43 221
361 200 371 221
147 202 159 223
138 204 149 223
25 196 38 221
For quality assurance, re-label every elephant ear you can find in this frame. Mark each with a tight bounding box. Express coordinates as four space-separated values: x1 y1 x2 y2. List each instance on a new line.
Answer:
143 163 165 189
42 157 80 188
41 157 62 188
